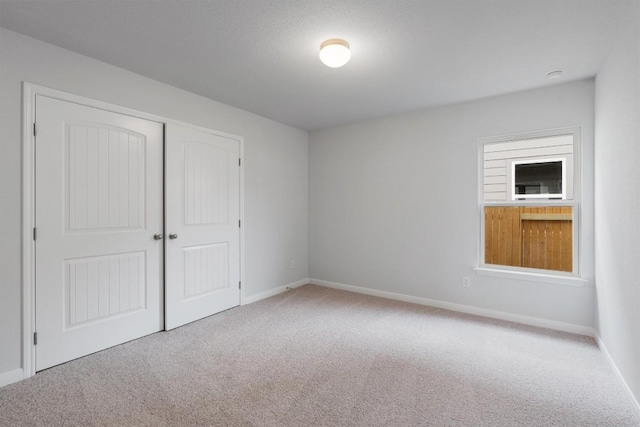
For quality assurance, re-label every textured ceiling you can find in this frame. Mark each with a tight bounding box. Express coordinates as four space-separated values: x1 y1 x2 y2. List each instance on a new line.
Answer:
0 0 632 130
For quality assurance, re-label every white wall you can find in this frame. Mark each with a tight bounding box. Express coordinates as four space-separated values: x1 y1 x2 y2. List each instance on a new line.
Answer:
0 28 309 377
310 80 595 327
594 0 640 401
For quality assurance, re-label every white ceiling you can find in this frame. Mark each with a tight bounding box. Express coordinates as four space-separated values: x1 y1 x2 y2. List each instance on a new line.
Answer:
0 0 632 131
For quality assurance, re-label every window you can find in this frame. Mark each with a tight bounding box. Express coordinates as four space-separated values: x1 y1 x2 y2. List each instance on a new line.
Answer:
480 129 579 275
512 158 565 199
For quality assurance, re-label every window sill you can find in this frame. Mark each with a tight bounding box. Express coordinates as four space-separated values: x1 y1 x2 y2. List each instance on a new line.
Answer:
473 267 588 287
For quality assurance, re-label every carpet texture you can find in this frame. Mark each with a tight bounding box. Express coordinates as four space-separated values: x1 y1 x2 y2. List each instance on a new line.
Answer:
0 285 638 426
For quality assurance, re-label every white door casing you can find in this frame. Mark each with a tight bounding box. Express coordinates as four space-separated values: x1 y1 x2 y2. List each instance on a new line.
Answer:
35 95 164 371
165 123 241 330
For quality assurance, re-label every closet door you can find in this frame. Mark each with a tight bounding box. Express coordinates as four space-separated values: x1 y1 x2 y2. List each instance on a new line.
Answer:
35 95 164 371
165 123 241 330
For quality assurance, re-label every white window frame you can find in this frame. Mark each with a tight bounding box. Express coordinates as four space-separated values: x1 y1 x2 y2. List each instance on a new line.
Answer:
475 127 586 287
511 157 566 200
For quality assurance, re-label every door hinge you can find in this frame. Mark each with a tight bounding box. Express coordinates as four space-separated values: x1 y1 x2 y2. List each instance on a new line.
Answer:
33 227 37 241
33 332 38 345
238 220 241 228
239 158 241 167
33 123 37 137
239 281 241 289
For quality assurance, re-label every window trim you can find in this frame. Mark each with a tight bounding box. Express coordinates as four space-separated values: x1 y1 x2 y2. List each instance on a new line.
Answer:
477 127 582 283
473 266 587 287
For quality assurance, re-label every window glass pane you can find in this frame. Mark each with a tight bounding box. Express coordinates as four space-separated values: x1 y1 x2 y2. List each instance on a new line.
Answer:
484 206 573 272
483 134 573 201
514 161 562 196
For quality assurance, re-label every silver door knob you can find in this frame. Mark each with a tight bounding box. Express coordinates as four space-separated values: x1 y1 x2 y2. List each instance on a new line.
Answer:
169 233 179 240
153 233 163 240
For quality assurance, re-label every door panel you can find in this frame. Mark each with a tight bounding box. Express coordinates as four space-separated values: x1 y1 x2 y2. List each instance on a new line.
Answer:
165 123 240 330
35 95 164 371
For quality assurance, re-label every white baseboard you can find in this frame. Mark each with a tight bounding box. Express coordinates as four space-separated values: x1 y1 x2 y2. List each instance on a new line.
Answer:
0 368 24 388
309 278 594 336
593 332 640 417
242 278 309 305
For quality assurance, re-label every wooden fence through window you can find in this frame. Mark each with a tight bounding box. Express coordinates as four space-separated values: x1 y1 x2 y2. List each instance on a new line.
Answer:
484 206 572 272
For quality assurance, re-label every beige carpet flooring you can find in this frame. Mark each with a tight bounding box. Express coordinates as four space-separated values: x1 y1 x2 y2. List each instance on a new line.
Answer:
0 284 638 426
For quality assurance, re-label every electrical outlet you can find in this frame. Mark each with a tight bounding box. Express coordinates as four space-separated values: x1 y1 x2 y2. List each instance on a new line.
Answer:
290 259 296 270
462 276 471 288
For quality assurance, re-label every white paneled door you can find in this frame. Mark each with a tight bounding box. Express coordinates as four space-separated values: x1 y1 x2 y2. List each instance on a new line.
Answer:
35 95 164 371
165 123 241 330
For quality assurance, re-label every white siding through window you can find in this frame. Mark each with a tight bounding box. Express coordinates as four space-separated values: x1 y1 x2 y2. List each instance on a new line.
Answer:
483 135 573 201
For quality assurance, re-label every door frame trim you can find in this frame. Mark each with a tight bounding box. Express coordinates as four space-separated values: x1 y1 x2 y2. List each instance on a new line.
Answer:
22 82 245 379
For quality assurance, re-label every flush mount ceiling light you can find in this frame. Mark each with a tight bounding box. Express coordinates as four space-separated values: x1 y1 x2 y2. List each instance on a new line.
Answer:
319 39 351 68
